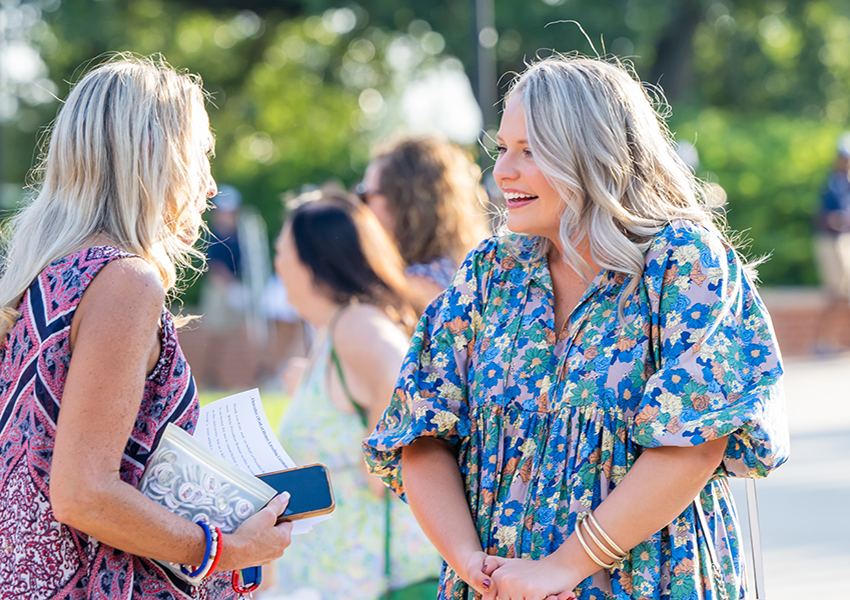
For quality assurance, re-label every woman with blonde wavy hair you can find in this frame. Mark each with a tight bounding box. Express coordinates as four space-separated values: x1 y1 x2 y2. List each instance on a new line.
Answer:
364 55 789 600
0 55 291 599
358 136 490 310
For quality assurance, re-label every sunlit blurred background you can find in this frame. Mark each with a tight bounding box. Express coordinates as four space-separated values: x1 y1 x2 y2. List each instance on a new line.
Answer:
1 0 848 596
4 1 850 285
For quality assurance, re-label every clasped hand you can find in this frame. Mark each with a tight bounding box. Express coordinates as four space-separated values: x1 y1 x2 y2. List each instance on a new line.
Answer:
463 551 578 600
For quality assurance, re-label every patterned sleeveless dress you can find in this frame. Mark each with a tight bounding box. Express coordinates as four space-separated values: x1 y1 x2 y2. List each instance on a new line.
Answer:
0 246 236 600
274 328 442 600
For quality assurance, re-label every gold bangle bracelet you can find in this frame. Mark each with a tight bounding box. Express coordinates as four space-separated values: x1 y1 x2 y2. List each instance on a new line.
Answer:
587 511 627 557
575 515 618 573
582 514 626 562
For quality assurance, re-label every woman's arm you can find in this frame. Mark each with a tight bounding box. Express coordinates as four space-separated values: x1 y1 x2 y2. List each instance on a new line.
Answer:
482 437 728 600
402 438 492 595
49 258 291 571
332 304 409 496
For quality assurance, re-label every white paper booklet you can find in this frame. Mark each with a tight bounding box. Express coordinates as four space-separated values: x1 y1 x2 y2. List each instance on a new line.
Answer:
194 389 331 534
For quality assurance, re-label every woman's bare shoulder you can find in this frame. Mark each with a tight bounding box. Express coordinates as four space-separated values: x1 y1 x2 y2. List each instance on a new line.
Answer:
333 303 408 363
69 256 166 368
79 256 165 320
335 303 403 342
332 302 408 410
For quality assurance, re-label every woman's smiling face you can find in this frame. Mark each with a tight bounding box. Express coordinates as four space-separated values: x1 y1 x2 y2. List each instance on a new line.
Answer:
493 99 564 242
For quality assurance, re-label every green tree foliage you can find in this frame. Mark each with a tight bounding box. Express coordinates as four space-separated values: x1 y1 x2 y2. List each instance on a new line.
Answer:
691 1 850 118
672 108 841 284
5 0 850 286
3 0 453 229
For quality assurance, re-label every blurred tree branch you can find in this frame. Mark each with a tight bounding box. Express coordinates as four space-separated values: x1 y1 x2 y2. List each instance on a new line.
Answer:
648 0 702 102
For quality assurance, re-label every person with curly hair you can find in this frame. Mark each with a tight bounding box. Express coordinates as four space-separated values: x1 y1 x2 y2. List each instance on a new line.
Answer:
359 136 491 311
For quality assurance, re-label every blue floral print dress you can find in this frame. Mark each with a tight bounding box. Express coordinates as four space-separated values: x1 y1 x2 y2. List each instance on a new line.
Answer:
363 221 789 600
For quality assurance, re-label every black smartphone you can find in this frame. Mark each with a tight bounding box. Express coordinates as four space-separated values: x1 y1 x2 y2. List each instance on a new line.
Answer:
258 464 335 523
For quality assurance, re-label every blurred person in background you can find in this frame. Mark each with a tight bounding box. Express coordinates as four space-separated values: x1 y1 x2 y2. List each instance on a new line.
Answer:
813 133 850 353
0 55 291 599
269 189 441 600
198 184 246 389
358 136 491 311
206 185 244 295
364 55 789 600
259 272 308 389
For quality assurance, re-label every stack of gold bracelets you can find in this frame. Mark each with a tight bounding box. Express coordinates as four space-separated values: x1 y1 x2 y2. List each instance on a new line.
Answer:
575 512 627 573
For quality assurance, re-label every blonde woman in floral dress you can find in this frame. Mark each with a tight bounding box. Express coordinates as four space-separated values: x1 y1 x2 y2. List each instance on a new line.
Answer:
363 56 789 600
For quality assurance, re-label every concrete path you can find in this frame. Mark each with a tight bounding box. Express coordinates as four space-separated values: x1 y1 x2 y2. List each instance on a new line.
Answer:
730 353 850 597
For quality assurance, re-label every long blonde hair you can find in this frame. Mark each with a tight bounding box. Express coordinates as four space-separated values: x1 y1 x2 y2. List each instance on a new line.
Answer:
505 55 717 296
0 54 212 338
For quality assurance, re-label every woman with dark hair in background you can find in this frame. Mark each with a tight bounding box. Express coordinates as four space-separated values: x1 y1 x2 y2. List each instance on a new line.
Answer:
359 136 491 311
269 190 440 600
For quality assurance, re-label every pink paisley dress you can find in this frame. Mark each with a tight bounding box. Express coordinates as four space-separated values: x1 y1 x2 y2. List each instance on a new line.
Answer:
0 246 236 600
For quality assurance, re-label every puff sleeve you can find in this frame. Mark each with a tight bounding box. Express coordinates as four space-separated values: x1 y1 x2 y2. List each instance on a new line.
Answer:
362 238 496 499
632 223 790 477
